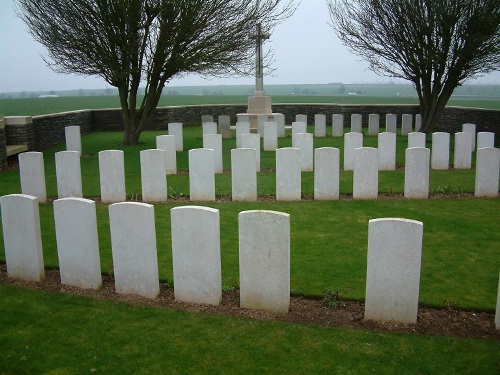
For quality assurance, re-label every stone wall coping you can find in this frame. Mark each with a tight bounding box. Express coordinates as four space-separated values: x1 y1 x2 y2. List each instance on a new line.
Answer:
33 109 90 120
4 116 33 125
0 118 4 130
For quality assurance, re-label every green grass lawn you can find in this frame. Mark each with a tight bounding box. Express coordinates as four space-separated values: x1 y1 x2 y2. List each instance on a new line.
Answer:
1 127 499 374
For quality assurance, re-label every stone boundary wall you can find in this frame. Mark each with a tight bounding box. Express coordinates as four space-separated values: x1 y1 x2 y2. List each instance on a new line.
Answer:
0 116 6 168
1 104 498 154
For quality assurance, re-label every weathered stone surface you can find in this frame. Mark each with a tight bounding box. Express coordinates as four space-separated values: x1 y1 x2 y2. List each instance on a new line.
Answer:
156 135 177 175
19 152 47 203
65 125 81 155
98 150 126 203
401 114 413 135
332 114 344 137
54 198 101 289
404 147 430 199
462 123 476 150
368 114 380 136
203 134 223 173
273 113 286 138
353 147 379 199
263 122 278 151
168 122 184 151
202 122 218 136
351 114 362 133
218 115 231 139
189 148 215 201
386 114 397 133
140 149 167 202
453 132 472 170
276 147 301 201
239 210 290 313
257 114 269 138
408 132 426 148
291 121 307 146
314 114 326 137
1 194 44 282
343 132 363 170
477 132 495 149
171 206 222 306
378 132 396 171
415 114 422 132
475 147 500 197
202 115 213 124
294 133 314 172
109 202 159 299
431 132 450 170
314 147 340 200
231 148 257 201
55 151 82 198
296 114 307 124
241 133 261 172
236 122 250 148
365 218 423 324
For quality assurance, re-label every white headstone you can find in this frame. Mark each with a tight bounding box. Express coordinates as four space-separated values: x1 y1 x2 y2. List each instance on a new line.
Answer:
276 147 301 201
237 114 249 123
202 115 213 124
65 125 82 155
386 114 397 133
98 150 126 203
314 147 340 200
218 115 231 139
368 114 380 136
292 121 307 146
239 210 290 313
477 132 495 149
203 134 223 173
475 147 500 197
415 114 422 132
431 132 450 170
54 198 101 289
273 113 286 138
378 132 396 171
314 114 326 137
296 114 307 124
365 218 423 324
171 206 222 306
55 151 82 198
202 121 218 136
236 122 251 148
332 114 344 137
140 149 167 202
109 202 159 299
241 133 261 172
462 123 476 150
168 122 184 151
404 147 430 199
189 148 215 201
408 132 426 148
353 147 379 199
401 114 413 135
295 133 314 172
351 114 362 133
344 132 363 171
0 194 44 282
257 114 269 138
263 121 278 151
231 148 257 201
156 135 177 175
19 152 47 203
453 132 472 170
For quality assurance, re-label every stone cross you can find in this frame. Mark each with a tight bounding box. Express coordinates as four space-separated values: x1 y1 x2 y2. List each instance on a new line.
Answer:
255 23 269 96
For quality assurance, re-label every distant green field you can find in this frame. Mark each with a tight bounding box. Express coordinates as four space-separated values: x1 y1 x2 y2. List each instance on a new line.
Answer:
1 94 499 116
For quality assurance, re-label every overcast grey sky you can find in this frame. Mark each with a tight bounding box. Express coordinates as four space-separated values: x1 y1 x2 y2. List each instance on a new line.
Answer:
1 0 499 93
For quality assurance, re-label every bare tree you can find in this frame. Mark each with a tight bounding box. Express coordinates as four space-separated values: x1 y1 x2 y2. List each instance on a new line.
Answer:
18 0 296 144
327 0 500 133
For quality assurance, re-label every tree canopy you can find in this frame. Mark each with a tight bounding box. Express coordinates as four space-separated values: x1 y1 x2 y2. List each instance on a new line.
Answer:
328 0 500 133
18 0 296 144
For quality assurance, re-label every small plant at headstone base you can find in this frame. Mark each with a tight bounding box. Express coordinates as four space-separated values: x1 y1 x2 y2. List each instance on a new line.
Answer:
431 185 464 195
322 287 348 308
167 185 184 199
128 192 140 201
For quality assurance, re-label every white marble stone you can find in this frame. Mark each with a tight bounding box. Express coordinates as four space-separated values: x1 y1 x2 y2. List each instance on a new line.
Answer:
401 114 413 135
408 132 426 148
231 148 257 201
239 210 290 313
171 206 222 306
386 114 397 133
218 115 231 139
140 149 167 202
453 132 472 169
462 123 476 150
98 150 126 203
314 147 340 200
404 147 430 199
475 147 500 197
55 151 82 198
189 148 215 201
202 115 213 124
237 114 250 123
0 194 44 282
431 132 450 170
156 135 177 175
168 122 184 151
276 147 301 201
65 125 82 155
296 114 307 124
332 114 344 137
203 134 223 173
263 121 278 151
294 133 314 172
378 132 396 171
365 218 423 324
109 202 159 299
257 114 269 138
351 114 362 133
19 152 47 203
353 147 379 199
54 198 101 289
292 121 307 146
314 114 327 137
241 133 261 172
202 121 218 136
368 114 380 136
415 114 422 132
477 132 495 149
496 272 500 330
236 122 251 148
273 113 286 138
343 132 363 171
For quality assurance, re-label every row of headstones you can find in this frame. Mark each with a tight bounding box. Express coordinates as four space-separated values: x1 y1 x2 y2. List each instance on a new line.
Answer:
4 193 498 325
